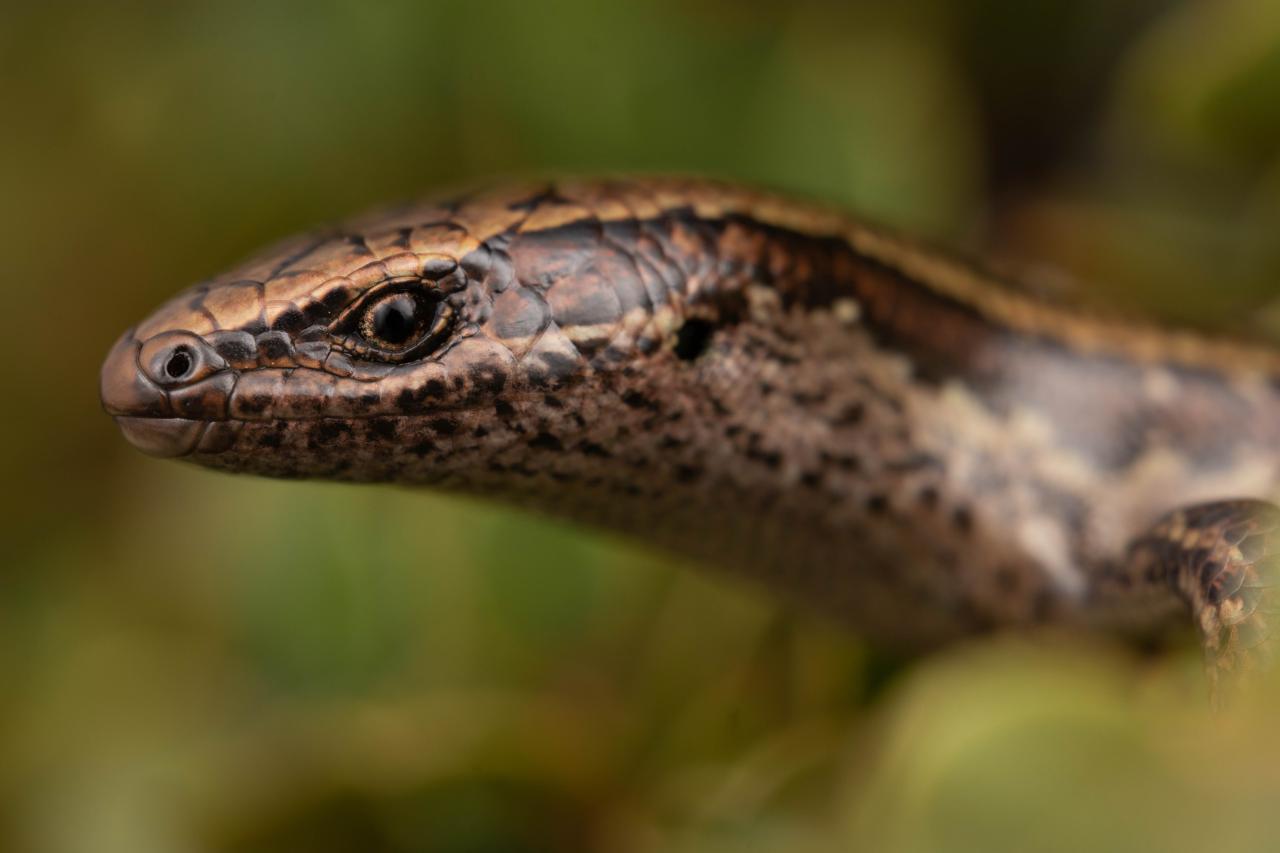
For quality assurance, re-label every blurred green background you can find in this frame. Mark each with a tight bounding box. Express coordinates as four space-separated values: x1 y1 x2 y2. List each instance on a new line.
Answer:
4 1 1280 851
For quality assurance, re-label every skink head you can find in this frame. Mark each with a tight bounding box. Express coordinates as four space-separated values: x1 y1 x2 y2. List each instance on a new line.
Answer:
100 183 697 481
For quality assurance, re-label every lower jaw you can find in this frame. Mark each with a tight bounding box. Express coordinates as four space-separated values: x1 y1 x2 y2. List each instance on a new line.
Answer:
114 416 205 457
114 416 242 457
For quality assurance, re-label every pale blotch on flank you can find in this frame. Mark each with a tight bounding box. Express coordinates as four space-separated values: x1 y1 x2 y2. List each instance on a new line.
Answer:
1017 515 1084 597
1142 367 1179 404
833 298 862 325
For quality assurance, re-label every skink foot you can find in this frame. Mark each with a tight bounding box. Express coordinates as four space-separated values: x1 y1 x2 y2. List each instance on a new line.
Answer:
1125 499 1280 709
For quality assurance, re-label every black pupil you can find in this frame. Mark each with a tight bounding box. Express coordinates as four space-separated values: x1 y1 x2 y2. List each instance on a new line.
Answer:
165 348 192 379
372 294 419 345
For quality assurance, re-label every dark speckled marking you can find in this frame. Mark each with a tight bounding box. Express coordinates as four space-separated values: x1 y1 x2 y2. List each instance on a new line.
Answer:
271 308 307 334
836 403 865 426
529 432 563 451
675 464 703 483
430 418 458 436
315 420 351 444
369 418 397 440
621 390 655 410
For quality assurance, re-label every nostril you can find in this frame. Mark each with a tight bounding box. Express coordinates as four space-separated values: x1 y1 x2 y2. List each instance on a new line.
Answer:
138 331 227 388
165 346 193 380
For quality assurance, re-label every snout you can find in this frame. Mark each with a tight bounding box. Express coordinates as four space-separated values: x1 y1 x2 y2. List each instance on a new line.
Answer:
100 329 236 457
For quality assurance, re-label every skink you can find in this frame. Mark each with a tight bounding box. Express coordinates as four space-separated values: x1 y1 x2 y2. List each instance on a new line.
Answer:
100 178 1280 694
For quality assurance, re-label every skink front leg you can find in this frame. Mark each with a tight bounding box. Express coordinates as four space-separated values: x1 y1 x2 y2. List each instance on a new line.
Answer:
1124 499 1280 706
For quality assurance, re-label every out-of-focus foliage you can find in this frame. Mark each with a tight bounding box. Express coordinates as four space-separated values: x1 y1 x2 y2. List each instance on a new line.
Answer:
3 1 1280 851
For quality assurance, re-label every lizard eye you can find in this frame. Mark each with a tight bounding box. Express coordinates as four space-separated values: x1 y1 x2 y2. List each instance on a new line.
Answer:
338 284 454 362
364 292 421 347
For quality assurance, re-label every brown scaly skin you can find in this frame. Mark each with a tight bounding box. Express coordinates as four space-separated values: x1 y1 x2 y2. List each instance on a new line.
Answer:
1124 501 1280 704
100 177 1280 690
